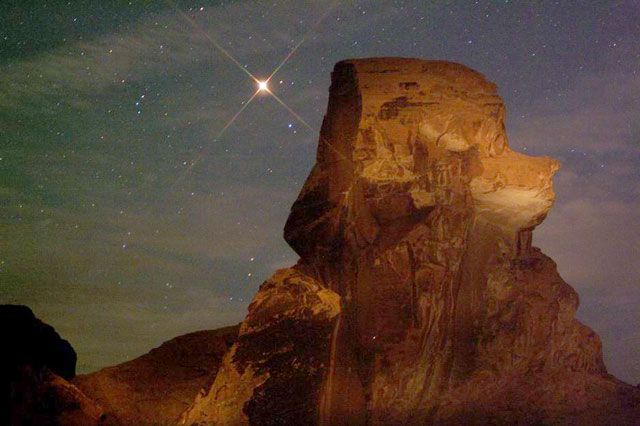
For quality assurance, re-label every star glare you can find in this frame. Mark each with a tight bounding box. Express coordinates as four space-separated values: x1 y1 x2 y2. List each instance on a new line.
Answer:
166 0 343 191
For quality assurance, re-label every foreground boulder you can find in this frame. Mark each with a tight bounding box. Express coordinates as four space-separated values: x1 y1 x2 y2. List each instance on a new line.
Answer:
1 305 104 425
74 325 238 425
181 58 640 425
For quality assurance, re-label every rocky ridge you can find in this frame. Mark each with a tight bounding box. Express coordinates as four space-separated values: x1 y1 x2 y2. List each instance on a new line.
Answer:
2 304 238 426
73 325 238 425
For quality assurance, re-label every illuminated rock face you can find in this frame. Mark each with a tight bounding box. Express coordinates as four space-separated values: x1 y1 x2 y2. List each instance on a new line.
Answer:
182 268 341 425
74 326 238 426
182 58 640 425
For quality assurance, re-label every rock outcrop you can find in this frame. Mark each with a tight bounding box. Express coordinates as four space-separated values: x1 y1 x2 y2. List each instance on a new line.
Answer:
3 304 238 426
1 304 77 380
74 325 238 425
181 58 640 425
1 305 105 426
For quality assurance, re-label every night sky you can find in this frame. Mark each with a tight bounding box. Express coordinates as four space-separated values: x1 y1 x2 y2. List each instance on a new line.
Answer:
1 1 638 383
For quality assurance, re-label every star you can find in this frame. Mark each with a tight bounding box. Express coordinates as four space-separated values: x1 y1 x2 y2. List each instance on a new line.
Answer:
257 80 269 92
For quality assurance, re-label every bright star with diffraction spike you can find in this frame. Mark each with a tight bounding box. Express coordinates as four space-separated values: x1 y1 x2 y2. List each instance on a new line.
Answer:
164 0 342 192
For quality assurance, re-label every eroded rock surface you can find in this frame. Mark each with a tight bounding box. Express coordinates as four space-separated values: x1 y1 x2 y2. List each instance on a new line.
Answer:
74 325 238 425
187 58 640 425
181 268 341 425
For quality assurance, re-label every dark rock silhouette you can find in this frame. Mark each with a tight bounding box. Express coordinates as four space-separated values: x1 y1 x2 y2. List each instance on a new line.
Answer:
2 303 237 426
1 305 76 380
1 305 104 425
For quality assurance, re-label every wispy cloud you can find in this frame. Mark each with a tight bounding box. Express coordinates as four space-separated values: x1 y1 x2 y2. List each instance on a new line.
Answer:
516 71 640 383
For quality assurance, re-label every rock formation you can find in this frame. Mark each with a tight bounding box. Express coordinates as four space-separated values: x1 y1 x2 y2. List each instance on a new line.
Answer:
6 59 639 425
2 304 238 426
2 305 77 381
1 305 104 426
181 58 640 425
74 325 238 425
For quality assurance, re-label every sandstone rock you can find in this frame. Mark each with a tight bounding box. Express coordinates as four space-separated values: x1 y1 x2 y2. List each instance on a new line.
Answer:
180 268 342 425
74 325 238 425
181 58 640 425
1 305 105 425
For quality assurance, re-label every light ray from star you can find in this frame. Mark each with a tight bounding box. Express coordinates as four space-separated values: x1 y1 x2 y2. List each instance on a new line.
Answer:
167 0 347 192
167 0 260 84
266 0 341 83
268 92 313 133
170 90 260 192
268 91 351 164
253 0 351 165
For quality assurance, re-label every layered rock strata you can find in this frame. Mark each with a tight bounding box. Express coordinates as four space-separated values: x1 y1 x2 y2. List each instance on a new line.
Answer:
181 58 640 425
